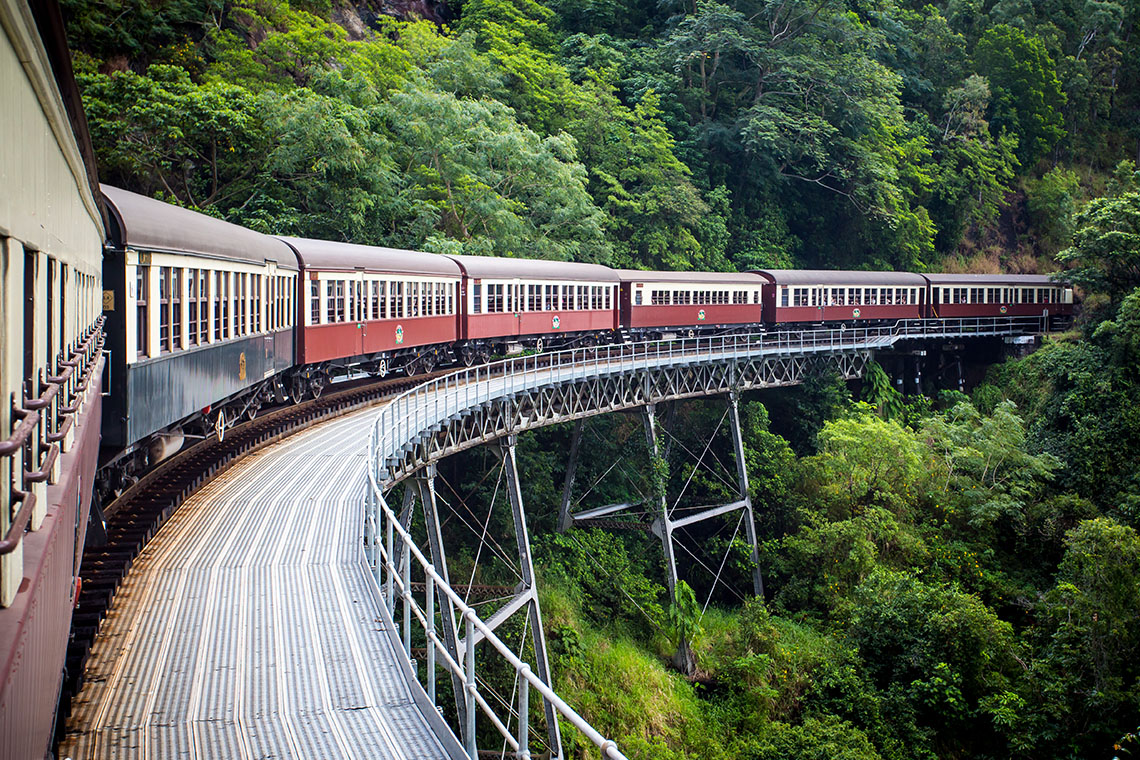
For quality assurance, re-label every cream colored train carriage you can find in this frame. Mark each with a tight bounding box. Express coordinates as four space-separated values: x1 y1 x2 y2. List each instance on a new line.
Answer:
0 1 106 757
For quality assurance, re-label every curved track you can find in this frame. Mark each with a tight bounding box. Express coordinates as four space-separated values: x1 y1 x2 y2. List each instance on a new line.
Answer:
60 372 444 741
60 405 457 759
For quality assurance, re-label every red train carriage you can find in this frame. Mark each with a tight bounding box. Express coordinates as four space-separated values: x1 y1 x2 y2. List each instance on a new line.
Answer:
283 238 463 376
444 255 620 357
925 273 1073 322
618 270 766 337
755 270 928 324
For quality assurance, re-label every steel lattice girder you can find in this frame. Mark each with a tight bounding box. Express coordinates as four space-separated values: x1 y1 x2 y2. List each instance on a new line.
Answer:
383 349 870 485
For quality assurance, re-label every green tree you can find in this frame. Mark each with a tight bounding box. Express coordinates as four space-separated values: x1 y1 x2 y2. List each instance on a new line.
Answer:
381 83 611 261
1059 190 1140 299
974 25 1067 164
566 73 715 269
78 65 267 208
848 569 1018 757
456 0 576 133
921 401 1059 531
1022 518 1140 756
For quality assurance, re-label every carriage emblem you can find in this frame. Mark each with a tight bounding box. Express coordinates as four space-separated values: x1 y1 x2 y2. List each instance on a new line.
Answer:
1000 305 1008 314
852 308 861 318
238 352 247 380
395 325 404 344
697 309 706 321
552 315 561 329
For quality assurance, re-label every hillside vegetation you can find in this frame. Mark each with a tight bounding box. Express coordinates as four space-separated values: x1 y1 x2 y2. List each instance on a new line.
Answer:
64 0 1138 272
61 1 1140 757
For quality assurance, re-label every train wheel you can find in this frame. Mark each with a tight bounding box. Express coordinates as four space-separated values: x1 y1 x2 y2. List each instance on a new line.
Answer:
405 358 420 377
421 354 436 373
460 346 476 367
686 329 696 339
377 359 389 378
290 376 306 404
535 337 544 353
309 374 326 399
246 401 260 421
214 409 228 443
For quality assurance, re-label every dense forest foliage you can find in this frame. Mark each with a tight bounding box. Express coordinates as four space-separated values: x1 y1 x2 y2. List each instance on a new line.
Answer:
63 0 1138 273
61 0 1140 758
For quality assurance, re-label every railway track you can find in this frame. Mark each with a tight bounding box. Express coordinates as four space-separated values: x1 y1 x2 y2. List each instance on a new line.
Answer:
54 338 748 743
57 369 447 741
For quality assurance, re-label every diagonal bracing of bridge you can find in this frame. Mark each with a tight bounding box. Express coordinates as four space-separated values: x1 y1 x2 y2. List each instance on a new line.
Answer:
364 317 1049 760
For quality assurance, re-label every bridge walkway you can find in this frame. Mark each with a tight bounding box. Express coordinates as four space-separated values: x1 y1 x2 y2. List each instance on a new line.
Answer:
60 409 457 760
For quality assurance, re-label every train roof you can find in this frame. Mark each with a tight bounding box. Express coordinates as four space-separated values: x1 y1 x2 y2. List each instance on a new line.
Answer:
617 269 767 285
753 269 927 285
101 185 298 270
443 254 620 282
923 272 1063 285
280 237 461 276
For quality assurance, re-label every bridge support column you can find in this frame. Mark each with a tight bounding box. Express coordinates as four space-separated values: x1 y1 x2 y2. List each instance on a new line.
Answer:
494 435 563 760
643 404 679 598
415 465 469 740
557 419 584 533
728 391 764 599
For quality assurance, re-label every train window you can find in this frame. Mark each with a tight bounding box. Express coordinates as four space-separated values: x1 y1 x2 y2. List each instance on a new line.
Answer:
235 273 244 335
326 281 336 322
391 281 402 318
970 287 982 304
136 265 149 357
255 275 263 332
422 281 430 316
607 286 613 310
487 283 502 312
188 269 199 345
221 273 229 338
866 289 878 306
472 283 482 314
159 267 170 353
311 280 320 324
347 279 356 321
171 267 182 349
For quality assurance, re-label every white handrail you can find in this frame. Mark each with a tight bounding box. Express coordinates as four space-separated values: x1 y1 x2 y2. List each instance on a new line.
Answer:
364 315 1049 759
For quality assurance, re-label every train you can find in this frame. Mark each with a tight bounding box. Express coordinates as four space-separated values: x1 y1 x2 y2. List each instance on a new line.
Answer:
1 3 1075 757
1 1 107 756
97 184 1075 501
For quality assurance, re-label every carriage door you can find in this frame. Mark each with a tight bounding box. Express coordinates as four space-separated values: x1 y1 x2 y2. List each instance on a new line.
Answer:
511 279 522 336
355 275 365 356
263 264 276 372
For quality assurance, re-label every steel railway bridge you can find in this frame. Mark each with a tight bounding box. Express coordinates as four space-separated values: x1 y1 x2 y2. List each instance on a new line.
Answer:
64 317 1049 760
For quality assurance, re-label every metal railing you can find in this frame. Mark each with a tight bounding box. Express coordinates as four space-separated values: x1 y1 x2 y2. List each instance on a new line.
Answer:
370 315 1046 479
1 315 105 560
365 464 627 760
363 314 1049 759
